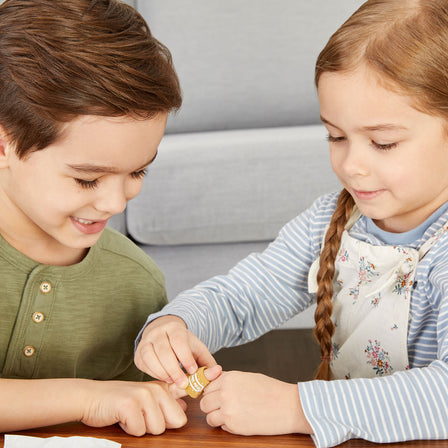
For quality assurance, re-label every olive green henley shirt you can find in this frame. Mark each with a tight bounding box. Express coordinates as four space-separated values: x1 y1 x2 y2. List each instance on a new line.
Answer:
0 227 167 381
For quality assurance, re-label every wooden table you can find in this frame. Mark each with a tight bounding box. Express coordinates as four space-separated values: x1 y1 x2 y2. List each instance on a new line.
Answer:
1 398 446 447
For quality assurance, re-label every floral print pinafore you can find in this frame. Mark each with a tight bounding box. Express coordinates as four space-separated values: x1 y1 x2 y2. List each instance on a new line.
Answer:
308 209 448 380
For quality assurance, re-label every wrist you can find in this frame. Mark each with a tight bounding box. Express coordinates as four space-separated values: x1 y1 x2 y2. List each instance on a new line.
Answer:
283 382 313 434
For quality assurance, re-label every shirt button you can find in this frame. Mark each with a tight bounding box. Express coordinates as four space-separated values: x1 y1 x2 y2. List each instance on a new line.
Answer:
40 282 52 294
23 346 36 357
32 312 45 323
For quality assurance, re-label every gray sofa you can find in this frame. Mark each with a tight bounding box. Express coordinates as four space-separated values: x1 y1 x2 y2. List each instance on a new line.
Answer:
111 0 364 328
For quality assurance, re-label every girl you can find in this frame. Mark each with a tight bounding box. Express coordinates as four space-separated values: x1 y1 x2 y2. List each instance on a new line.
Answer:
0 0 225 437
135 0 448 446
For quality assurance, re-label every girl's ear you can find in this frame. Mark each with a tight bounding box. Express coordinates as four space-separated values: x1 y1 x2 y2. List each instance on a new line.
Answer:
0 126 13 168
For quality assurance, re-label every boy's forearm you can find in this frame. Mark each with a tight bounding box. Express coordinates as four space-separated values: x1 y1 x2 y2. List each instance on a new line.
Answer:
0 378 89 432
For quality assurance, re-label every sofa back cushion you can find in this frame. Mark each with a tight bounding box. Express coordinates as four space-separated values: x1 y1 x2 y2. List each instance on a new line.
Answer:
138 0 365 133
127 126 340 245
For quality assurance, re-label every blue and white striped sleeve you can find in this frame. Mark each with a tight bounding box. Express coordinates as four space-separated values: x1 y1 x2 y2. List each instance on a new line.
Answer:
299 361 448 447
138 193 338 353
299 270 448 448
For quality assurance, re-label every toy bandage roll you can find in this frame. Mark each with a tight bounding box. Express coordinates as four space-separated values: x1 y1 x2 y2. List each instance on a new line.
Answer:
185 366 210 398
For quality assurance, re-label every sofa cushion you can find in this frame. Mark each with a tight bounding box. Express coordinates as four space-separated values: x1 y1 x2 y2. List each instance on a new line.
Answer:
126 125 340 245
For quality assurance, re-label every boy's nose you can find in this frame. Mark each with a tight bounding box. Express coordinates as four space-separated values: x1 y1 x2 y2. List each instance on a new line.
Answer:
94 183 128 216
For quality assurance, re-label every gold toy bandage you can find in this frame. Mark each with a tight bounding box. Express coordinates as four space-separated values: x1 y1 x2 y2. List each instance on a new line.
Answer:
185 366 210 398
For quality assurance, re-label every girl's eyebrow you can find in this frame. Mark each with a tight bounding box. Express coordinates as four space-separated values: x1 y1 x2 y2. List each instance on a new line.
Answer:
320 116 408 132
359 124 408 132
320 116 341 130
67 151 158 174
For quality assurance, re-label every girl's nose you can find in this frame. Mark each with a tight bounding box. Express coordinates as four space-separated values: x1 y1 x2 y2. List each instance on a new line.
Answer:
341 145 370 177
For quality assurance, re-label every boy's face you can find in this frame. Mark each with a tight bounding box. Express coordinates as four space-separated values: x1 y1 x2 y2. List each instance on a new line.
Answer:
318 65 448 233
0 113 167 265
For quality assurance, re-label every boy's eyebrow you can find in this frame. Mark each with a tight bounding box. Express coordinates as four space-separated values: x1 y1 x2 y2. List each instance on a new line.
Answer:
320 116 408 132
67 151 158 174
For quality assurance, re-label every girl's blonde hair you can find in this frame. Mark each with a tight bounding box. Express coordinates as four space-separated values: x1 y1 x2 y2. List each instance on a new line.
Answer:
313 0 448 380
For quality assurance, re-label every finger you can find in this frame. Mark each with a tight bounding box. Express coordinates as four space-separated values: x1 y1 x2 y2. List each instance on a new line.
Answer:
136 342 174 384
193 339 218 369
142 399 167 435
202 372 224 395
168 382 189 400
204 365 222 382
118 410 147 437
205 408 225 428
134 340 156 375
199 387 223 414
221 424 237 434
168 332 198 376
152 337 189 387
157 394 188 430
177 398 188 412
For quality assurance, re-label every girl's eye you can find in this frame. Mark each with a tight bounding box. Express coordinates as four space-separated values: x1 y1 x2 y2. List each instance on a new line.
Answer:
371 141 398 151
130 168 147 180
326 134 346 143
75 178 99 189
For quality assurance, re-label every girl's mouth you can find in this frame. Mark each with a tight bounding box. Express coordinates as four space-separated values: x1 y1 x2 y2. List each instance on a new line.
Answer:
353 189 385 201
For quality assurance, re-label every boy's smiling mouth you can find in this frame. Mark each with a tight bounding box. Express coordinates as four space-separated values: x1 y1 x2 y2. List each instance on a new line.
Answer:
70 216 109 234
72 216 96 225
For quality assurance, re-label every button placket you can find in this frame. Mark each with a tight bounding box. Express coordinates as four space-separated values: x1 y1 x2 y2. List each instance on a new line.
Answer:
22 281 53 364
3 272 56 378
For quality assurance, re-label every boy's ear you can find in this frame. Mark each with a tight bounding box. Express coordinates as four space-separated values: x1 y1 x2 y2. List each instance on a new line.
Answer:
0 126 13 168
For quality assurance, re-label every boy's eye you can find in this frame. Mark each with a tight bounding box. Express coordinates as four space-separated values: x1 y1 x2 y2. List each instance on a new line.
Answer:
75 178 99 189
74 169 147 189
130 168 147 180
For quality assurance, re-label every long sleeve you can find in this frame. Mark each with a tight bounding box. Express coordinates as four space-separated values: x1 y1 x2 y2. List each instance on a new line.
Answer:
299 239 448 447
137 193 448 447
299 361 448 447
137 192 339 352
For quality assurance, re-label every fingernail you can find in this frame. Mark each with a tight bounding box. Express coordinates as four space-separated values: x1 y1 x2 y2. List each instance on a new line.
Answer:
176 377 188 389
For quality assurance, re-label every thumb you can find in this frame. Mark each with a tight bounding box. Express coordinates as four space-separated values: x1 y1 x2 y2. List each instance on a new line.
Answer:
204 364 222 382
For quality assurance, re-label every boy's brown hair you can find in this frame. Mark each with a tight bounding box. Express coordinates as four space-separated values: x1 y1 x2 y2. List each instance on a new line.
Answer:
0 0 182 158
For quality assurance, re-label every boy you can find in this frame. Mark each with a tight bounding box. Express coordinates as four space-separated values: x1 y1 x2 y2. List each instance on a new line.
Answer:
0 0 188 435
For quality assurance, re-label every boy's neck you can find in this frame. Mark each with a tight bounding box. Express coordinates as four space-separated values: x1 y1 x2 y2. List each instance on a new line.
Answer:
0 229 89 266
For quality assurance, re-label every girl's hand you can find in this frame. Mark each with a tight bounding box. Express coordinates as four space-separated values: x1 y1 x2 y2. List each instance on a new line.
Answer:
81 379 188 436
134 315 217 388
200 371 313 436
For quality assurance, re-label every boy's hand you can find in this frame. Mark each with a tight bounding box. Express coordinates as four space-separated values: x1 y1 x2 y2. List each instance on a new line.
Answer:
134 315 217 388
199 371 313 436
81 380 188 436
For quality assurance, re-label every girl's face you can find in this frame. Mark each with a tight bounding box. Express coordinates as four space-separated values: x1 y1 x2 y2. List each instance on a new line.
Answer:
318 65 448 233
0 113 167 265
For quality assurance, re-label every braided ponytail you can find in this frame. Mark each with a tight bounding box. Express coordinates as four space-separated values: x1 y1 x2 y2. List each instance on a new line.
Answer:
313 189 355 380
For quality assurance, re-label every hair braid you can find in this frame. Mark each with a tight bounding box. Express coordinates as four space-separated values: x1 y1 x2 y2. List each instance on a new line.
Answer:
313 189 355 380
